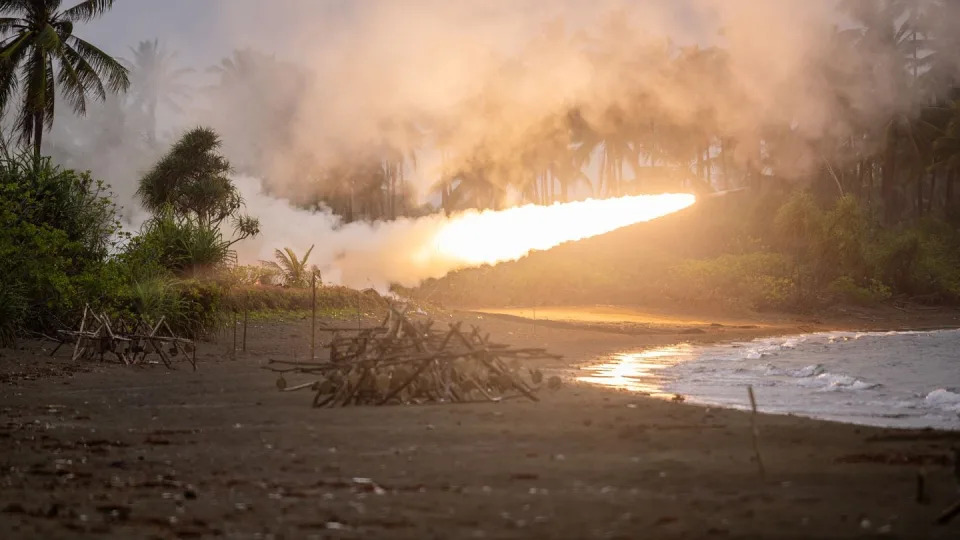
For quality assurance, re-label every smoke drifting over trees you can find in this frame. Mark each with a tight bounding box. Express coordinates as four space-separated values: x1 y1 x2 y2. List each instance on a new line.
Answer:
33 0 960 285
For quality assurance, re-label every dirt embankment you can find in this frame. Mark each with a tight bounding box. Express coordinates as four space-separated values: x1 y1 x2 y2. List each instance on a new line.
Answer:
1 308 959 539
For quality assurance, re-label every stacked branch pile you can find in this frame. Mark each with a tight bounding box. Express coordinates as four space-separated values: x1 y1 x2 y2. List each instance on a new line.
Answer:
268 307 560 407
52 305 197 370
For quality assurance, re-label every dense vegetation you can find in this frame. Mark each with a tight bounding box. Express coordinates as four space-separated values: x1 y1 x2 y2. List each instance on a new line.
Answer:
4 1 960 344
413 190 960 311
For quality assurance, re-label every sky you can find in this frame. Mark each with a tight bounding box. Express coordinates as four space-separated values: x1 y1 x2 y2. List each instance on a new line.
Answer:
82 0 710 71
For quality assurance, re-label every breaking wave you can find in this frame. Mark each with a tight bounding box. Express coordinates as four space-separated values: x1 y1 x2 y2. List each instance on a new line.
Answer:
580 329 960 429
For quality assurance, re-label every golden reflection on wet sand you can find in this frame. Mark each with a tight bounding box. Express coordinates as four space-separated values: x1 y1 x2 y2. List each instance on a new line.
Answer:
577 345 695 397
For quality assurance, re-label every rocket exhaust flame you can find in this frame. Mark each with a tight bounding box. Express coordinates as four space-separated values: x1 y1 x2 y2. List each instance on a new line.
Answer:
429 193 696 267
234 176 695 289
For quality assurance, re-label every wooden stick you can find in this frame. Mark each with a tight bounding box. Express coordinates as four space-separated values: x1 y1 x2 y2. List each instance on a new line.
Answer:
936 498 960 525
232 311 237 360
71 305 88 361
161 320 195 371
242 298 248 353
748 385 766 480
311 270 317 360
282 381 318 392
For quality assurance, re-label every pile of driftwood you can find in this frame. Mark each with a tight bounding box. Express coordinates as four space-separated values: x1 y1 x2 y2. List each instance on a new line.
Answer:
267 307 560 407
51 305 197 370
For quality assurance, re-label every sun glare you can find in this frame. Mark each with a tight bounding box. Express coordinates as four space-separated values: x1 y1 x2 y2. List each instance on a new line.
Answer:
431 193 696 266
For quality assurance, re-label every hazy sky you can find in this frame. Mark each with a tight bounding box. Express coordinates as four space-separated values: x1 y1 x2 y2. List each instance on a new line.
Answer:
81 0 710 70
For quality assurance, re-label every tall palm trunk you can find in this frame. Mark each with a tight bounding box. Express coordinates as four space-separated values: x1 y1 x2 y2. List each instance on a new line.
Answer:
917 173 924 219
33 111 44 158
928 170 937 214
720 138 728 190
881 128 899 224
947 170 955 207
148 97 157 145
597 150 606 196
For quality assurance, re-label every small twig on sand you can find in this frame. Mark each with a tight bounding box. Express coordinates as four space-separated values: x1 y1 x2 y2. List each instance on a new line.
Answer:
936 498 960 525
748 385 766 480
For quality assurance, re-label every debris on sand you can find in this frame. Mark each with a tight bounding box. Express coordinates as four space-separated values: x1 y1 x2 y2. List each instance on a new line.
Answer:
51 305 196 370
266 306 561 407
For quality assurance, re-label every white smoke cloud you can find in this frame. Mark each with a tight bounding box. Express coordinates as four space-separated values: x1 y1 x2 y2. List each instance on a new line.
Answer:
232 175 693 289
41 0 955 289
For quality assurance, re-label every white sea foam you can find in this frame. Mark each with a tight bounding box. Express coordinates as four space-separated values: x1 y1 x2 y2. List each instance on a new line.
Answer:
581 328 960 429
924 389 960 412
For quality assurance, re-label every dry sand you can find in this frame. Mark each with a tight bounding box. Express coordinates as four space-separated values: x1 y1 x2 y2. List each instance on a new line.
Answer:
1 306 959 539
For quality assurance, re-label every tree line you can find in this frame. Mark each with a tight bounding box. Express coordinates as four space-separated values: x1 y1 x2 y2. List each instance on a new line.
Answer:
4 1 960 227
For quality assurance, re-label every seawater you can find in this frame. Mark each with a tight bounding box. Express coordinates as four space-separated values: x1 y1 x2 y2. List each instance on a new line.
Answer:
578 329 960 430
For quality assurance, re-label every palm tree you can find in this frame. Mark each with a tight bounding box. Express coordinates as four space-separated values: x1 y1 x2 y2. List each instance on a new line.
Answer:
208 48 267 87
0 0 129 157
573 107 640 197
126 39 192 145
138 127 259 243
263 245 315 288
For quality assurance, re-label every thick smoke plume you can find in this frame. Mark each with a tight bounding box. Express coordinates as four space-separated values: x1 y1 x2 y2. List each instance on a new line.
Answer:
232 176 694 289
45 0 960 287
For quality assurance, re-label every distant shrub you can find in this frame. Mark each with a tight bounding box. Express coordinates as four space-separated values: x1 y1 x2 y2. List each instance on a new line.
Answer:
224 284 388 314
827 276 891 305
123 209 235 276
110 276 226 339
670 252 795 310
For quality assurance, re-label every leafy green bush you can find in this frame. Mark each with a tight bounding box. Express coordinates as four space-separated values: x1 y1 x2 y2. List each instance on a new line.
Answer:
0 152 123 331
868 223 960 302
827 276 892 305
224 284 387 314
670 252 795 310
109 275 226 338
123 209 234 275
0 281 27 347
222 264 279 286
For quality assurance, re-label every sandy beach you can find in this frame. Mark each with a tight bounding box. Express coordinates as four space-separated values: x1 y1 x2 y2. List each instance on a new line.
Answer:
1 306 959 539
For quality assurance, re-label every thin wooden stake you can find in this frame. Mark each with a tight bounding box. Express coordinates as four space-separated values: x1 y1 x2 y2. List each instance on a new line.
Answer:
748 385 766 480
311 270 317 360
232 310 237 360
242 296 248 353
71 305 89 361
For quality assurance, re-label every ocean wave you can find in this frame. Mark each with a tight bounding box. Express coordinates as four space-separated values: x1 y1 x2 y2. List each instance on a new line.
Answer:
800 372 880 391
762 363 825 378
924 389 960 412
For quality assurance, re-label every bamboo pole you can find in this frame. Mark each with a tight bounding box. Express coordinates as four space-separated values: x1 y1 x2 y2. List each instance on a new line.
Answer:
748 385 766 480
311 270 317 360
242 294 248 353
232 310 237 360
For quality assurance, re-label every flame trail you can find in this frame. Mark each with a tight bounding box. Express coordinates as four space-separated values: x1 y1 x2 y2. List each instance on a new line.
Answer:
233 176 695 288
429 193 696 266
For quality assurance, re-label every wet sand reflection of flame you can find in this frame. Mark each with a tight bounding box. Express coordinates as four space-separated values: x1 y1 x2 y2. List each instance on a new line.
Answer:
577 345 695 397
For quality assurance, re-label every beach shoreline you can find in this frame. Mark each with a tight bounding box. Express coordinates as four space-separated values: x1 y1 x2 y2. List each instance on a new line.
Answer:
1 306 959 538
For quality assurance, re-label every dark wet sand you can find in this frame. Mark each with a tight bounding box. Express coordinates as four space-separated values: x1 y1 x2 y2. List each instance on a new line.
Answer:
1 306 959 539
